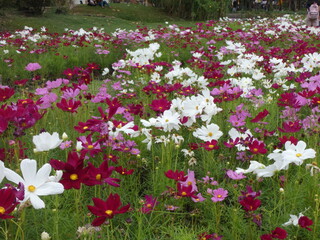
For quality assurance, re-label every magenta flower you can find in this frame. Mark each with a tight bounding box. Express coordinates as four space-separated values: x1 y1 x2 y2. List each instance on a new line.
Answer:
25 63 42 72
208 188 228 202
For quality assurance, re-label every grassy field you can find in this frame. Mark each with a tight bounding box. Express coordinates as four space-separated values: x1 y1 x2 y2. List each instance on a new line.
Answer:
0 3 193 33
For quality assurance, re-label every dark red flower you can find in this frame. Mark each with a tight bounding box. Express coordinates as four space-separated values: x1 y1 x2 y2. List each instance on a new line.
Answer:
141 195 159 214
115 166 134 175
271 227 287 239
248 140 267 154
260 234 273 240
164 169 187 182
278 121 302 133
87 193 130 226
0 87 15 102
202 140 219 151
239 196 261 212
50 151 88 189
56 98 82 113
150 98 171 113
250 109 269 123
84 161 120 187
176 182 197 198
0 188 20 219
278 136 298 146
298 216 313 231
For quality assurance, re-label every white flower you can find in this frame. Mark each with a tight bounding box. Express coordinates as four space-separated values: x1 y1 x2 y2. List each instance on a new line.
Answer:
4 159 64 209
62 132 68 141
281 141 316 169
76 141 83 152
193 123 223 141
0 161 4 183
41 231 51 240
235 161 266 174
282 213 304 226
108 121 135 137
102 67 109 76
33 132 63 152
155 110 181 132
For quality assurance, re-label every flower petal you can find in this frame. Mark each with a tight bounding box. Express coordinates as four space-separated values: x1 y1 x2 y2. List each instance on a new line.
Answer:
29 194 45 209
21 159 37 185
4 168 24 185
36 182 64 196
35 163 51 186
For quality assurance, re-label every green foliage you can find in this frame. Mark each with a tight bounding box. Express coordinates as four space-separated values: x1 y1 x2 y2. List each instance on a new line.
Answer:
156 0 231 20
18 0 50 15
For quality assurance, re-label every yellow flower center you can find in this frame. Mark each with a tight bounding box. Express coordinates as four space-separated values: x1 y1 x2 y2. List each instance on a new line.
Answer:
187 181 192 186
87 145 94 149
68 107 72 110
217 194 222 198
296 153 302 157
70 173 78 180
208 144 214 148
253 148 258 152
28 185 36 192
0 206 5 214
96 174 102 181
146 204 152 208
181 191 187 196
165 119 169 122
105 210 113 216
208 132 213 137
83 126 88 130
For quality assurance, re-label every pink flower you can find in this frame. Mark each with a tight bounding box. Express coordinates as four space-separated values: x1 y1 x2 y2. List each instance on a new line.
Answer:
208 188 228 202
226 170 246 180
25 63 42 71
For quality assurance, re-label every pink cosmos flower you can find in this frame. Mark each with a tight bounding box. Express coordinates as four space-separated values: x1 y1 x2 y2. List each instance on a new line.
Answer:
208 188 228 202
226 170 246 180
25 63 42 71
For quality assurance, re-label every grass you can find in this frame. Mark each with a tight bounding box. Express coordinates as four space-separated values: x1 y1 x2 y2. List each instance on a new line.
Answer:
0 4 194 33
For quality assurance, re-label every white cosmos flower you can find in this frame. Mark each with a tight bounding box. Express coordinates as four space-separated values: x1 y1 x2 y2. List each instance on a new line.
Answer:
282 213 304 227
4 159 64 209
281 141 316 169
235 161 266 174
155 110 181 132
193 123 223 142
33 132 63 152
0 161 4 183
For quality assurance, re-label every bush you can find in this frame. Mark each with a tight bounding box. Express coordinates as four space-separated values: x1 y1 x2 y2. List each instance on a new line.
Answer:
17 0 50 15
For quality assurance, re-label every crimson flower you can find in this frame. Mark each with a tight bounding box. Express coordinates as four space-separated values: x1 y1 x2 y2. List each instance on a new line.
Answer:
141 195 159 214
278 136 298 146
250 109 269 123
164 169 187 182
87 193 130 226
176 182 197 198
0 188 20 219
239 196 261 212
271 227 287 239
50 151 88 189
248 140 267 154
278 121 302 133
84 161 120 187
298 216 313 231
0 86 15 102
56 98 82 113
63 68 76 79
202 140 219 151
115 166 134 175
149 98 171 113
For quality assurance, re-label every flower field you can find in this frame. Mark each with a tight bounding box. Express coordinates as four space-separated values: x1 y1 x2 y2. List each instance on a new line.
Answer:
0 14 320 239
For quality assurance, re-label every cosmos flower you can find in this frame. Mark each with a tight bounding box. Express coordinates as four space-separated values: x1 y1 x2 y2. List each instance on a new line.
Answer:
4 159 64 209
208 188 228 202
25 62 42 71
33 132 63 152
193 123 223 142
87 193 130 226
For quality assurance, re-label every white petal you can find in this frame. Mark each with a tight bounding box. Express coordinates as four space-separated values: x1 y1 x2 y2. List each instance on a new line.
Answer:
0 161 4 183
21 159 37 184
4 168 24 185
29 194 45 209
35 163 51 186
36 182 64 196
